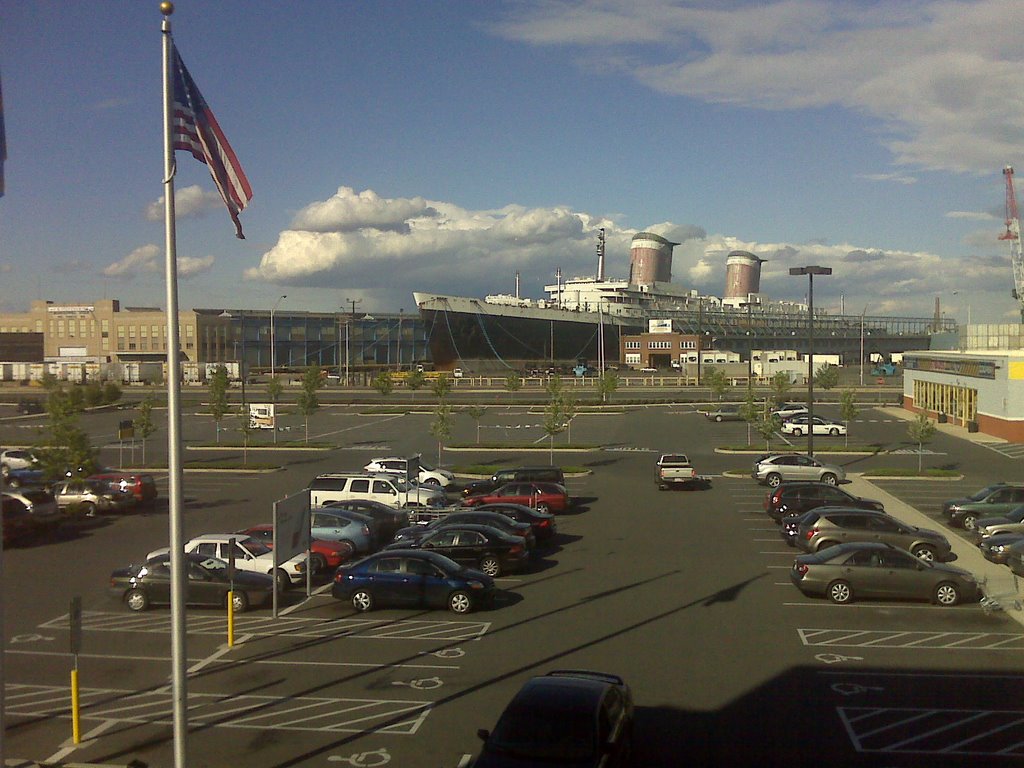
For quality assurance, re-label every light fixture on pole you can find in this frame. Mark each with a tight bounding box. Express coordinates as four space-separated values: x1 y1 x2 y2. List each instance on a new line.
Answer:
270 294 286 377
859 304 868 388
740 299 755 391
789 266 832 458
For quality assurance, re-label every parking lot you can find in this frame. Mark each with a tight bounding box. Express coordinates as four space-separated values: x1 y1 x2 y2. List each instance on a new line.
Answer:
2 400 1024 766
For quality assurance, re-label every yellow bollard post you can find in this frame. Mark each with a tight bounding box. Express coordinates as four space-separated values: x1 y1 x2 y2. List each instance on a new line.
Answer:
71 667 80 744
227 590 234 647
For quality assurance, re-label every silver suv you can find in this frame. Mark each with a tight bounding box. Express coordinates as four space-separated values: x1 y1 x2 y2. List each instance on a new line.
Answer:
752 453 846 487
53 479 132 516
796 508 951 562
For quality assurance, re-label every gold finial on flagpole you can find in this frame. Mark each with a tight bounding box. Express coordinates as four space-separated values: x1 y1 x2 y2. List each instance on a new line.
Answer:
160 2 174 16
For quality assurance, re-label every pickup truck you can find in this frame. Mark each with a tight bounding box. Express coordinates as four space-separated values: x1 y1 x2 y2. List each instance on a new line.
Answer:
656 454 710 490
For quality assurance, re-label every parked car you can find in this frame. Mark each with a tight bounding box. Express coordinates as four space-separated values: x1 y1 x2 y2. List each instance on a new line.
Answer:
772 403 809 420
751 454 845 487
705 404 743 422
331 549 495 614
1005 540 1024 577
1 449 39 477
795 508 952 562
473 670 634 767
236 524 355 574
321 499 410 542
463 481 570 514
780 511 817 547
109 552 273 613
475 502 558 542
978 532 1024 565
308 472 446 508
393 510 534 549
383 523 528 577
309 509 376 554
976 505 1024 538
88 471 159 507
362 456 455 488
462 467 566 498
1 488 60 533
52 478 134 516
764 481 883 522
2 494 38 546
780 414 847 437
16 398 44 415
790 541 981 606
942 484 1024 531
148 534 308 591
4 467 46 488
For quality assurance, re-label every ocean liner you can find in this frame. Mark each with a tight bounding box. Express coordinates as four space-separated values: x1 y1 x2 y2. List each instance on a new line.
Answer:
415 231 948 371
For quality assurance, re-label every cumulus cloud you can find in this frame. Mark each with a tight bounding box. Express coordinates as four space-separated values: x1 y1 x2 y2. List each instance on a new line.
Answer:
856 173 917 185
291 187 439 233
145 185 224 222
489 0 1024 174
178 255 215 278
104 244 161 278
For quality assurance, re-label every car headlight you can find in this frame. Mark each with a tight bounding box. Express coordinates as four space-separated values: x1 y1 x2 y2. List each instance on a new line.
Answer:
467 580 485 589
992 545 1006 553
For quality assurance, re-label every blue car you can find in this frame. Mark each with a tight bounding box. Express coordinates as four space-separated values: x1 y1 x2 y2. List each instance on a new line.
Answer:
331 549 495 614
310 509 375 553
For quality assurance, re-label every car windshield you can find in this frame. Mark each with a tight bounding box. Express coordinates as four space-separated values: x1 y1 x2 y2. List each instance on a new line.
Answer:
489 704 594 761
970 485 1005 501
390 477 410 492
241 538 271 557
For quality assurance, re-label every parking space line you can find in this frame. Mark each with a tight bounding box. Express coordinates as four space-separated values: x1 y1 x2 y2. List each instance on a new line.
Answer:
799 627 1024 649
839 706 1024 756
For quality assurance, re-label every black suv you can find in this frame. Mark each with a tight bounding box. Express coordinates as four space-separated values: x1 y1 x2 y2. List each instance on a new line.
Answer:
764 481 884 523
461 466 565 498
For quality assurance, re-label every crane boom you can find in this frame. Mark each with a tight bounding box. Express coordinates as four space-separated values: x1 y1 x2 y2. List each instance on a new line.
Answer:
1000 165 1024 320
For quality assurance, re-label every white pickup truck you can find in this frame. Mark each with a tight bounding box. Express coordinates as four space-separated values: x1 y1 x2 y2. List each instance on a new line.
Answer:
656 454 711 490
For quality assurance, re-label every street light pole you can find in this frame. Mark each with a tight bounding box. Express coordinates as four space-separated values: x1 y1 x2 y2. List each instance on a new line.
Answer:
270 295 286 378
790 266 832 458
859 305 868 387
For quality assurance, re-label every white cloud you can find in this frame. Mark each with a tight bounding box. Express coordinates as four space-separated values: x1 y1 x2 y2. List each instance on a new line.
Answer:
856 173 917 185
145 185 224 222
946 210 997 221
178 255 215 278
489 0 1024 174
291 187 439 233
103 244 161 278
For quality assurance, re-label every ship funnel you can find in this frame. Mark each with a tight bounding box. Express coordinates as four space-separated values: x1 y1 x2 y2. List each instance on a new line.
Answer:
629 232 678 285
724 250 765 299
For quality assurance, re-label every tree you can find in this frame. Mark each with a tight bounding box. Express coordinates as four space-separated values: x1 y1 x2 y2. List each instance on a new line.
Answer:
296 366 322 444
266 375 284 405
769 371 793 406
560 392 578 443
839 389 858 447
135 395 159 465
814 364 840 391
465 405 485 444
755 409 781 452
237 404 254 465
208 364 230 445
704 366 729 401
82 382 104 408
596 370 618 404
542 397 568 464
429 402 454 466
405 370 426 400
102 381 123 404
431 374 452 400
739 389 760 446
35 385 96 481
908 413 936 472
372 371 394 397
504 372 523 404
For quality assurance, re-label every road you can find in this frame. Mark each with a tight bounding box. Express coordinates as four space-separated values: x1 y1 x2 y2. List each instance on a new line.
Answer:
1 400 1022 767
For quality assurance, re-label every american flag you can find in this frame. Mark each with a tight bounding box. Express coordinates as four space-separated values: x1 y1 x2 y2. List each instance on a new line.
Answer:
171 45 252 238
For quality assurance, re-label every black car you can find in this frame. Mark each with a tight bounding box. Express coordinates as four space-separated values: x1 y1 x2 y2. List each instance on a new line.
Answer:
474 670 634 767
475 502 558 541
322 498 410 542
331 549 495 614
462 466 565 498
764 481 884 523
392 511 535 549
109 552 274 613
383 523 528 577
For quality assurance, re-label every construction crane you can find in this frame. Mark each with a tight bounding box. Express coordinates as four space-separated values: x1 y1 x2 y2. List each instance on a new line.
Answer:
1000 165 1024 321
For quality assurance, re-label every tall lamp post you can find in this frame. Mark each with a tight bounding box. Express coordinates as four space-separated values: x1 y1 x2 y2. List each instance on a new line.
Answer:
740 300 755 392
270 294 286 377
789 266 832 458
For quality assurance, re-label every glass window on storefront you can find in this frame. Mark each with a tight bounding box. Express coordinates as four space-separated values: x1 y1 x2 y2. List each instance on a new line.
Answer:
913 379 978 425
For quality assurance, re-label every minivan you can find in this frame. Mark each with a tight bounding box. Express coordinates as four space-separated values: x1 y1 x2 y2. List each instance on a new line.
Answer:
308 473 445 508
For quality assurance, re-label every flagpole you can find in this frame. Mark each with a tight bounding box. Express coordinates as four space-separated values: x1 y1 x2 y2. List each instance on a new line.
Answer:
161 4 189 768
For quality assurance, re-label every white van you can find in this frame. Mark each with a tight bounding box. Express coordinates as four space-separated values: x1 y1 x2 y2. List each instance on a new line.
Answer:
308 473 445 508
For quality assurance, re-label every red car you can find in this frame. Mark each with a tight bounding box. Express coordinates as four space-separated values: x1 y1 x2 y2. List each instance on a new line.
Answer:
462 481 570 514
89 472 159 508
236 525 355 574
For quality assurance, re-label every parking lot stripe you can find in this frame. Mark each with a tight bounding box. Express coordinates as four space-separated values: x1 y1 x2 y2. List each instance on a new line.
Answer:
799 627 1024 649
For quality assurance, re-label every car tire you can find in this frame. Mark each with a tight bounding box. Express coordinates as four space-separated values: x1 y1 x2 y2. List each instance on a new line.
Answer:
829 428 839 436
479 555 501 577
423 478 441 487
126 588 149 612
961 514 978 531
821 473 839 486
715 415 723 422
912 544 937 562
535 502 550 513
933 581 961 606
448 590 473 614
275 569 290 592
309 553 327 573
340 539 356 552
230 590 250 613
351 589 374 612
766 473 782 488
827 580 853 604
793 427 803 437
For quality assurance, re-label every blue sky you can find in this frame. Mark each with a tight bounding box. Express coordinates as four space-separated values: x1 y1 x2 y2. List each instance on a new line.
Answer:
2 0 1023 323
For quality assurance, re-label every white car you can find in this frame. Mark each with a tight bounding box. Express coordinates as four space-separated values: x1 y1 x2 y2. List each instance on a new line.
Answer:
771 403 809 420
1 449 39 476
147 534 308 591
780 414 847 437
363 456 455 488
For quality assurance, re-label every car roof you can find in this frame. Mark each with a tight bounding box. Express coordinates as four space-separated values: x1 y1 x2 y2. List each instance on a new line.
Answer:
191 533 257 543
514 670 624 708
425 522 515 538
